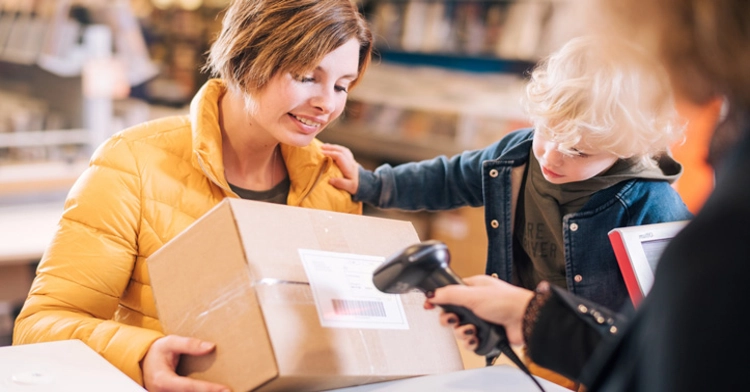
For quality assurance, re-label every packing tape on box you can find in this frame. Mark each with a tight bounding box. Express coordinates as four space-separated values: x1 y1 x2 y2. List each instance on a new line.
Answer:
251 277 392 376
253 278 309 288
170 276 256 336
251 278 318 305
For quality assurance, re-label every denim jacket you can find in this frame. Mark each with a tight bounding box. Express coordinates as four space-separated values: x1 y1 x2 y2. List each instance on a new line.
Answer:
357 128 693 310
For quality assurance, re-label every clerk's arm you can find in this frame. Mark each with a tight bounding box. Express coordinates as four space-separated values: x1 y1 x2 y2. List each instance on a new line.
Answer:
524 283 628 382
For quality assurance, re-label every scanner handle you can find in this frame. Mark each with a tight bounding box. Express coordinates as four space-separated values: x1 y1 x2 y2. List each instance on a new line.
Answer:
438 303 503 356
421 268 504 356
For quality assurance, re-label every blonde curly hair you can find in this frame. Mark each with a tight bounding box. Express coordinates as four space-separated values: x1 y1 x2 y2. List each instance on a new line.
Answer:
523 36 685 167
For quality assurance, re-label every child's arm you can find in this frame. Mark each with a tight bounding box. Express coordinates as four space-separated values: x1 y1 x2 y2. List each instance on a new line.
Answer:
323 143 491 211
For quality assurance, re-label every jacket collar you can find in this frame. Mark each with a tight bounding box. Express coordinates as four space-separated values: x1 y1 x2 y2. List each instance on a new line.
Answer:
189 79 332 204
190 79 227 190
491 128 535 165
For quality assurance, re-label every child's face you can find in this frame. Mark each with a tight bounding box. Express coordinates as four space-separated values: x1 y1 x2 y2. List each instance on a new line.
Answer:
532 132 619 184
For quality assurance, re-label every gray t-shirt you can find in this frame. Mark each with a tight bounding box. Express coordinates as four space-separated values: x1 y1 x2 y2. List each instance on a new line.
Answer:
229 176 290 205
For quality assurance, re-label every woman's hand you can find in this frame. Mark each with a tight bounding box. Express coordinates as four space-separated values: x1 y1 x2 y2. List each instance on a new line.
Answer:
321 143 360 195
425 275 535 348
141 335 230 392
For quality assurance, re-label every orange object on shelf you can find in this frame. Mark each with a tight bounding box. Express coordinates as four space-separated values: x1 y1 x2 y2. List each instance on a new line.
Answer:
671 98 723 214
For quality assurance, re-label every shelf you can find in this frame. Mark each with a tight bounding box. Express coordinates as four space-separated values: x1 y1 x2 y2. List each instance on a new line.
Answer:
0 201 65 264
0 161 88 196
0 129 90 148
376 50 535 75
326 62 529 164
35 53 85 78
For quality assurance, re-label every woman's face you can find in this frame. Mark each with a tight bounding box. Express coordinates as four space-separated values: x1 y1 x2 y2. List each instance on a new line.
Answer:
532 131 619 184
248 38 360 147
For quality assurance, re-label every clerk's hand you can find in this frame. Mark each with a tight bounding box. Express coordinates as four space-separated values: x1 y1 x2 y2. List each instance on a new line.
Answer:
141 335 230 392
436 311 481 352
425 275 534 347
321 143 360 195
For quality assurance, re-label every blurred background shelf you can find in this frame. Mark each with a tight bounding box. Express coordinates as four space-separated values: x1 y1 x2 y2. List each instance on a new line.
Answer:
321 125 458 163
375 49 534 74
0 129 90 148
0 160 88 199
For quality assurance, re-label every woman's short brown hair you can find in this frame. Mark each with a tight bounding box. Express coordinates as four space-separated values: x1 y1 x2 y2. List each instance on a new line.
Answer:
204 0 372 95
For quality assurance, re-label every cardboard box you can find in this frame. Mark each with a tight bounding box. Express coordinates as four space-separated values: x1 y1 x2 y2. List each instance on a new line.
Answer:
148 199 463 392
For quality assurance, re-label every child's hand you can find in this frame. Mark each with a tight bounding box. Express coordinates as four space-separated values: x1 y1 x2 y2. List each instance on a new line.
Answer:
321 143 360 195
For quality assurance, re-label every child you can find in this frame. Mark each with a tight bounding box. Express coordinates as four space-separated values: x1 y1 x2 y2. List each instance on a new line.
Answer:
322 36 693 313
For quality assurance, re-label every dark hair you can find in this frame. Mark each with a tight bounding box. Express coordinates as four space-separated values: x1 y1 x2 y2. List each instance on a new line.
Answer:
598 0 750 108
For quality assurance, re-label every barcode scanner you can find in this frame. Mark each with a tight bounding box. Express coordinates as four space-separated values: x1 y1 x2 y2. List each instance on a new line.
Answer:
372 240 545 392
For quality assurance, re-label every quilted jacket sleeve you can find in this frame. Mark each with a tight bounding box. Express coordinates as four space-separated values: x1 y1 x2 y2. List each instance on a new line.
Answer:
13 135 163 385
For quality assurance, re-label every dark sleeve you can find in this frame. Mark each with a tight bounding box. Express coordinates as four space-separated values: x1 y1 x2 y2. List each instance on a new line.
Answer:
525 284 628 382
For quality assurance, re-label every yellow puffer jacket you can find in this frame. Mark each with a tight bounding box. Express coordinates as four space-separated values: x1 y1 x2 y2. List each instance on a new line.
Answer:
13 79 361 385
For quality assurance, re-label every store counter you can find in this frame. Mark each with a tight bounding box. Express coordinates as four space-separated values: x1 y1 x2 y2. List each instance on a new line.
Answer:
0 340 146 392
0 339 566 392
327 365 568 392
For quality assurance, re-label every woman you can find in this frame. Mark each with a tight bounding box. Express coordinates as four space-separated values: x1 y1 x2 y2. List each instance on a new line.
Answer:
13 1 372 391
428 0 750 390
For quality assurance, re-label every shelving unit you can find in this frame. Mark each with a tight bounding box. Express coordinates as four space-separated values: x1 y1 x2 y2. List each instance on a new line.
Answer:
0 129 90 148
0 60 91 200
320 62 531 163
362 0 569 64
376 49 534 74
321 125 458 163
0 1 158 202
0 1 109 341
321 0 578 165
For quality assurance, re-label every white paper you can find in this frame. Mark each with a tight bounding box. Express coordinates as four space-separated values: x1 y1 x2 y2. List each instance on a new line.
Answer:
298 249 409 330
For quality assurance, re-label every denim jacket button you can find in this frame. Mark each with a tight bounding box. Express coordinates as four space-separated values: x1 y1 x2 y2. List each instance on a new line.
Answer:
574 274 583 282
490 219 499 228
489 169 499 178
570 223 579 231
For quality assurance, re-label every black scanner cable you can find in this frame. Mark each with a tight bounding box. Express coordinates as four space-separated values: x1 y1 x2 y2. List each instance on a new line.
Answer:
483 336 546 392
428 291 546 392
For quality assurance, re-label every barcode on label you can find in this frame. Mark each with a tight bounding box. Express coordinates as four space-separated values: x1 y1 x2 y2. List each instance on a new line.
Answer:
332 299 386 317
